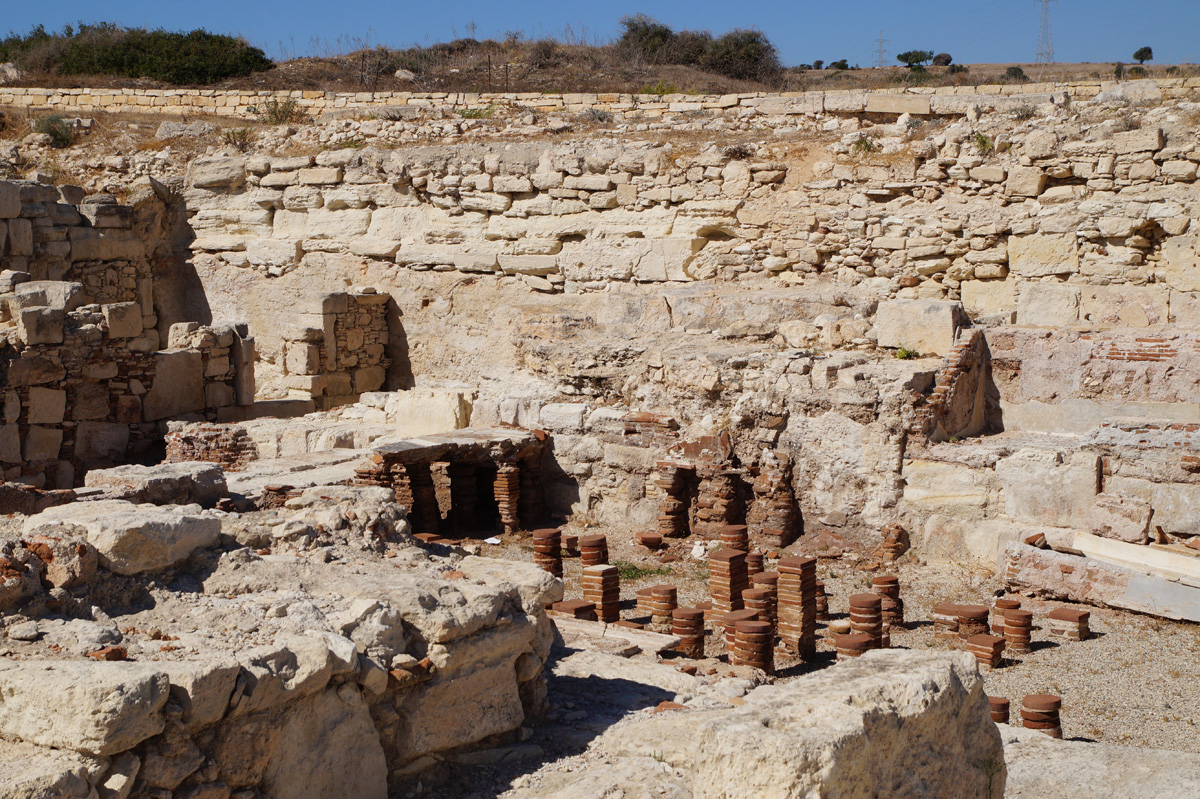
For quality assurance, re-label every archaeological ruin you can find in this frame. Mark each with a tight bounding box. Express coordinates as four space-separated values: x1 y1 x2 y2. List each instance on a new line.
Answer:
3 74 1200 798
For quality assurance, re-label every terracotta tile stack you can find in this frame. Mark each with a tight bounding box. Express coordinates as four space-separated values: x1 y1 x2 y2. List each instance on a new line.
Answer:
709 549 749 615
494 462 520 535
562 534 580 557
834 632 873 661
579 534 609 567
747 452 799 549
878 522 910 561
988 696 1010 724
653 461 693 539
871 575 904 626
742 588 774 634
1021 694 1063 738
778 556 818 657
750 572 779 628
582 564 620 623
1047 608 1090 641
957 605 990 639
815 580 829 621
745 551 764 577
722 609 759 653
694 466 741 538
551 599 597 620
848 593 884 649
827 618 852 643
635 587 653 615
720 524 750 552
532 529 562 577
732 620 774 674
1004 609 1034 654
932 603 960 639
649 585 678 630
636 531 664 550
672 607 706 659
992 599 1021 635
965 633 1006 670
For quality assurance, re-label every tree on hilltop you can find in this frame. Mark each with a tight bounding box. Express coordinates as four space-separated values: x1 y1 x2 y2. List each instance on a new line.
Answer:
1133 46 1153 64
897 50 933 70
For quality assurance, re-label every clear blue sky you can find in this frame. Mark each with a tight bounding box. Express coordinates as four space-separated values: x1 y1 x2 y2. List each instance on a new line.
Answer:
6 1 1200 67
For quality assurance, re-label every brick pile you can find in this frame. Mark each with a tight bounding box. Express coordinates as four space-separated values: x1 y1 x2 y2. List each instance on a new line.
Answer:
532 529 562 577
709 549 749 615
693 465 742 538
732 620 774 674
877 522 910 561
635 587 653 615
648 585 678 630
579 534 609 567
815 580 829 621
672 607 705 658
1047 607 1090 641
957 605 990 639
742 588 774 634
164 423 258 471
494 462 520 535
1004 609 1034 654
552 599 597 620
778 556 817 657
582 564 620 623
871 575 904 626
745 551 764 577
848 593 884 649
966 633 1006 670
1021 694 1063 738
653 461 693 539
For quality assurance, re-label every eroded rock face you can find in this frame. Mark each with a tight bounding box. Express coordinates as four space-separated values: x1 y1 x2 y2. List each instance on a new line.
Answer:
82 462 228 507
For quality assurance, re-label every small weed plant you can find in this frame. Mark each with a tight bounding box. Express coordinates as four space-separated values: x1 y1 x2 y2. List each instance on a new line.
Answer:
221 127 255 151
250 98 305 125
613 559 672 581
35 115 74 148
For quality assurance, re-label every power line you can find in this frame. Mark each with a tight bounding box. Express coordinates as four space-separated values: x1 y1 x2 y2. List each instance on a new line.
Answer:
1035 0 1056 64
874 30 890 69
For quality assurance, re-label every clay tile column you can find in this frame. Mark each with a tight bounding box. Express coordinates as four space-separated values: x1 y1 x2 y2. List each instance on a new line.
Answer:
1004 608 1034 654
834 632 873 661
722 609 759 654
778 555 817 657
1021 694 1063 738
871 575 904 627
719 524 749 552
966 633 1006 670
732 620 774 675
649 584 678 631
993 599 1021 636
988 696 1010 724
932 603 961 639
709 548 748 616
532 528 563 578
494 462 520 535
581 564 620 623
1047 607 1090 641
957 604 990 640
672 607 706 659
848 593 884 649
579 534 609 567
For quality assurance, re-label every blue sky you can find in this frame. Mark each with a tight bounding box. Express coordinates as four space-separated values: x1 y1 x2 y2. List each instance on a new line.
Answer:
6 1 1200 66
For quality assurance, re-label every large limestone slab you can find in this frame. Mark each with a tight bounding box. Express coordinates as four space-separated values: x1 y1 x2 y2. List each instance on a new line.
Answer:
995 449 1100 528
84 462 228 506
1105 475 1200 536
1016 282 1079 326
0 740 107 799
1160 236 1200 292
960 278 1016 317
691 650 1002 799
1078 285 1169 328
25 500 221 575
874 299 966 356
0 660 169 755
864 94 931 115
1008 233 1079 277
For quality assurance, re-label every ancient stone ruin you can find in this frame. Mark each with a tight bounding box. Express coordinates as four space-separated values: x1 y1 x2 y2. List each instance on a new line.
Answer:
4 76 1200 798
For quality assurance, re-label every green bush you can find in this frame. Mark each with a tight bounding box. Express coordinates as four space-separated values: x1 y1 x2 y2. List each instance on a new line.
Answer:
249 98 305 125
1005 66 1028 82
35 115 74 148
0 23 273 85
618 15 781 82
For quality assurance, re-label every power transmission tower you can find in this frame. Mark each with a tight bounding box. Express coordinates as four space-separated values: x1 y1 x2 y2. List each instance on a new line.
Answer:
1035 0 1056 64
874 31 890 69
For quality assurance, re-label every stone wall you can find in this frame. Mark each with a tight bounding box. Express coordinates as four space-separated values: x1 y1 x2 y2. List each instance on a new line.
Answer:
0 181 254 487
2 77 1198 119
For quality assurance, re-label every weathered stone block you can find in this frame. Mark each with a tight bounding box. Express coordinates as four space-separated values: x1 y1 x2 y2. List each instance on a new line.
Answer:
1079 285 1169 328
8 357 65 387
1088 494 1152 544
1008 233 1079 277
0 181 20 218
75 422 130 461
539 403 588 432
298 166 342 185
1113 127 1164 154
188 157 246 189
16 307 64 345
864 94 931 115
0 423 20 464
1160 237 1200 292
102 302 143 339
996 449 1100 528
71 383 111 421
0 660 169 756
23 426 63 462
1005 166 1047 196
247 238 301 268
286 342 322 375
28 387 66 425
873 299 966 356
143 350 205 422
1016 282 1079 326
353 365 386 393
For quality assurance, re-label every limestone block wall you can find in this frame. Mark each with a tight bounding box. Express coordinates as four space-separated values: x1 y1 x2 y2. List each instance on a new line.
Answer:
2 77 1198 120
